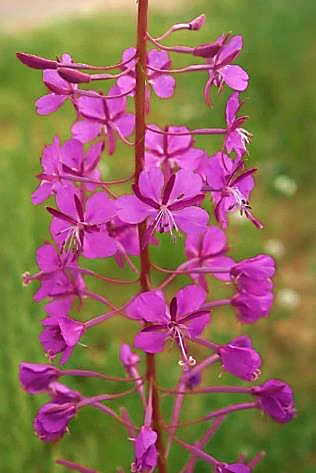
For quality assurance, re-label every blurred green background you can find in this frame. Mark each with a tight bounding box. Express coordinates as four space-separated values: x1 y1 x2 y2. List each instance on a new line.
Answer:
0 0 315 472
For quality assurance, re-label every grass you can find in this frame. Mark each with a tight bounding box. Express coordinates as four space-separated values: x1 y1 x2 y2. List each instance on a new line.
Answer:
0 0 315 472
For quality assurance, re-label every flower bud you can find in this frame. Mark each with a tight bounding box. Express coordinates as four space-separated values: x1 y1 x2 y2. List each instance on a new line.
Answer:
131 426 158 473
218 336 262 381
216 463 251 473
19 362 60 394
252 379 295 423
189 14 206 31
16 52 56 70
57 67 91 84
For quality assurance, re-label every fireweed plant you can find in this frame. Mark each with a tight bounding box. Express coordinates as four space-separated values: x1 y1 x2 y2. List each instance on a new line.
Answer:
17 2 295 472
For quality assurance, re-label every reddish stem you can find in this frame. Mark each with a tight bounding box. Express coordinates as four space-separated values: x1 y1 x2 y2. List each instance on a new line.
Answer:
135 2 167 472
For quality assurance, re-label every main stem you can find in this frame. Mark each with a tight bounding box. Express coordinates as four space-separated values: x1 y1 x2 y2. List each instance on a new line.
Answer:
135 1 167 472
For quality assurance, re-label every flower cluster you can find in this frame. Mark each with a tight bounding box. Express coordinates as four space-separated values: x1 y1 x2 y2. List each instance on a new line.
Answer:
17 6 295 473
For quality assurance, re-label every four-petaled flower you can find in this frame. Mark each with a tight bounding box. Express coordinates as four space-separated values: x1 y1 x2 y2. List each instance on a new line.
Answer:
194 35 249 105
252 379 296 423
117 168 208 245
39 315 86 364
127 285 210 367
118 47 175 99
217 336 262 381
203 152 263 229
224 92 252 159
72 85 135 154
33 382 81 442
36 53 78 115
185 225 235 290
48 189 117 258
145 124 206 172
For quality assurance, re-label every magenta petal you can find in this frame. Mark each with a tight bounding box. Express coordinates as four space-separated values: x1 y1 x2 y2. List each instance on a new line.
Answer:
167 126 192 154
176 284 206 318
134 330 167 354
60 139 84 169
221 65 249 91
43 70 71 94
71 120 101 143
36 243 59 272
175 148 205 171
174 207 209 234
185 312 210 337
139 168 164 202
59 318 84 346
145 124 164 152
77 96 105 120
55 188 78 217
117 75 136 94
36 94 67 115
206 255 235 281
168 170 203 204
44 298 73 316
117 195 152 224
32 182 53 204
150 74 175 99
217 35 243 65
225 92 241 126
85 192 116 224
202 226 227 254
127 291 167 323
148 49 170 69
115 113 135 138
83 232 117 259
107 85 126 117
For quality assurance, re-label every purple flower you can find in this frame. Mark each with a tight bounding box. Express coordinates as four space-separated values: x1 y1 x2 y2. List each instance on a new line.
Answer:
231 291 273 324
144 124 206 172
252 379 295 423
117 168 208 244
60 139 103 191
118 47 175 99
230 254 275 296
72 85 135 154
34 383 81 442
230 254 275 323
185 226 235 290
217 336 262 381
39 315 86 364
195 35 249 105
224 92 251 159
32 242 85 302
216 463 251 473
19 362 60 394
203 152 263 229
106 217 140 267
119 343 140 369
127 285 210 366
32 135 75 205
131 426 158 473
36 53 77 115
48 189 117 259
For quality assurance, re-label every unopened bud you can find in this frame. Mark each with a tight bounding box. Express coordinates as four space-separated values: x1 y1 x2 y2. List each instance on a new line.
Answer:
189 14 206 31
58 67 91 84
16 52 56 70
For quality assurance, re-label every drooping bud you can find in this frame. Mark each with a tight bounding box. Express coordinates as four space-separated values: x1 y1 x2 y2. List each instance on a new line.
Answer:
217 336 262 381
16 52 57 70
58 67 91 84
19 362 60 394
252 379 296 423
189 14 206 31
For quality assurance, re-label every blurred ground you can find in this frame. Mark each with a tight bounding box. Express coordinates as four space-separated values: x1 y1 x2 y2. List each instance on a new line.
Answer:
0 0 184 33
